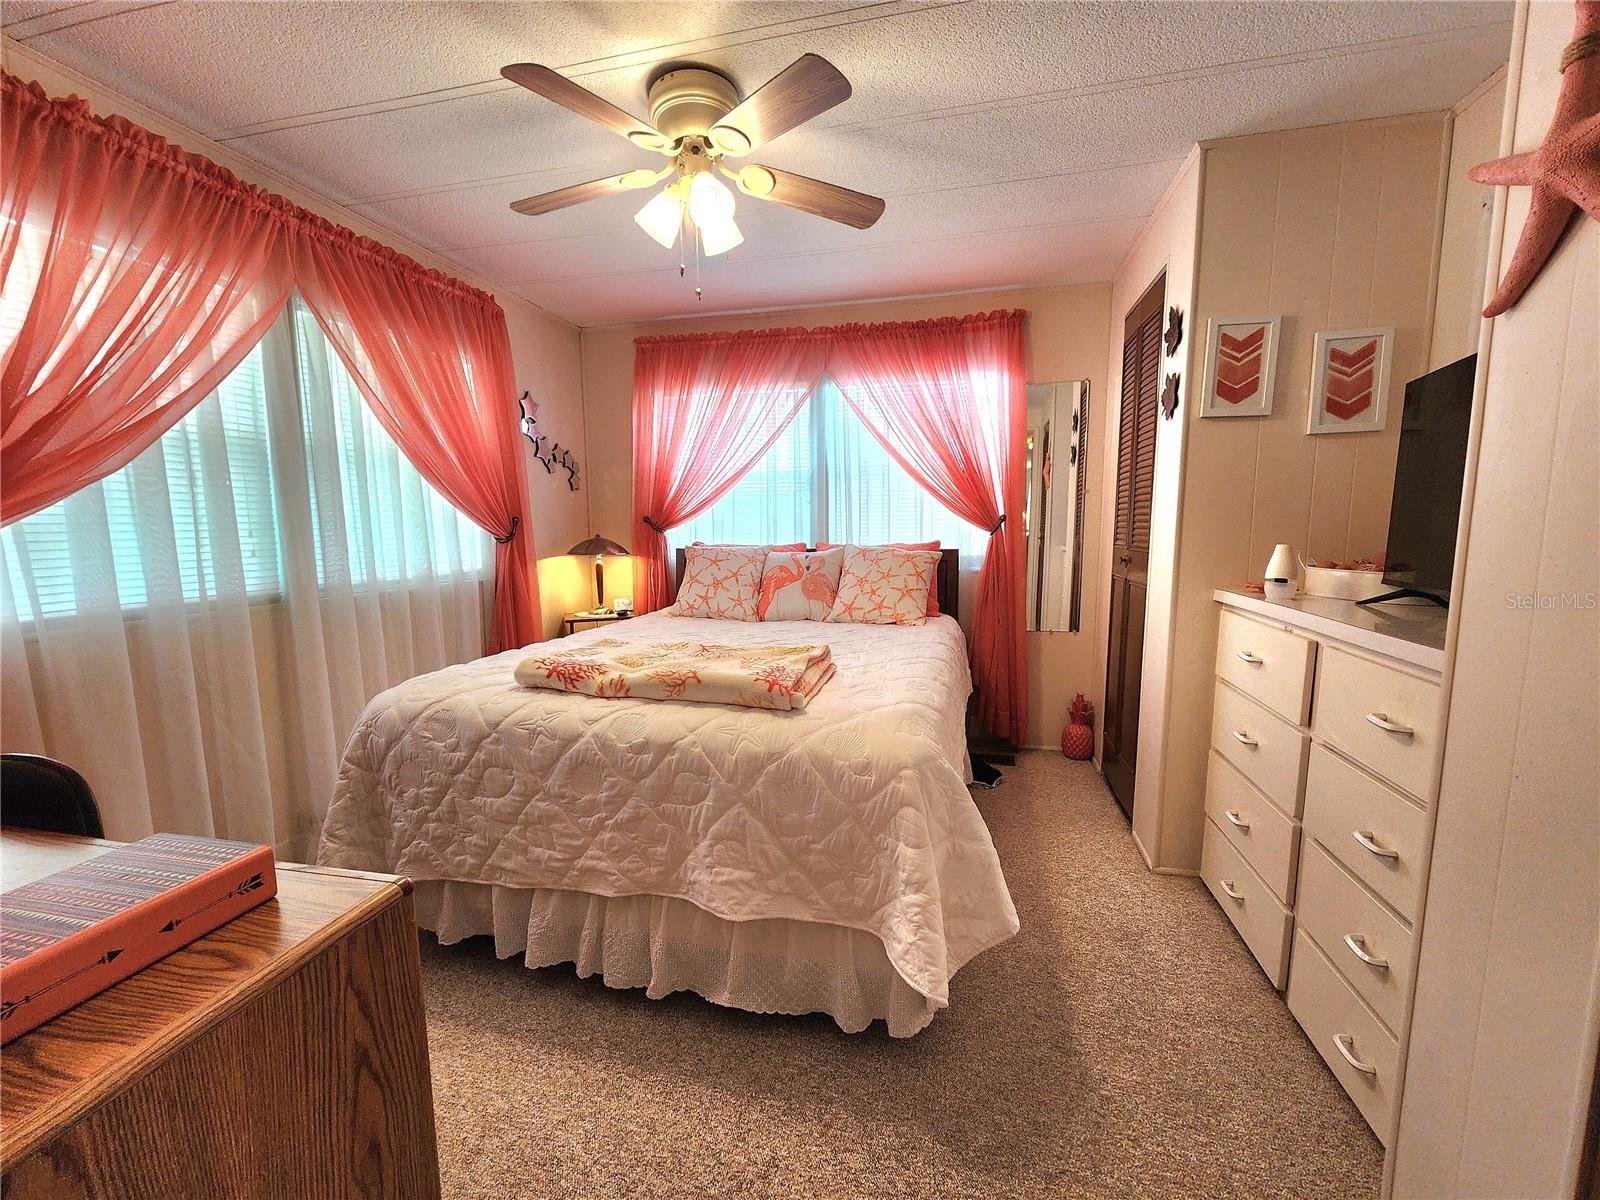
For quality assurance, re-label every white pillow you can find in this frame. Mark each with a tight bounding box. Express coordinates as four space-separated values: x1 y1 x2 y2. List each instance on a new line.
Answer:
825 547 940 626
757 548 844 621
670 544 768 621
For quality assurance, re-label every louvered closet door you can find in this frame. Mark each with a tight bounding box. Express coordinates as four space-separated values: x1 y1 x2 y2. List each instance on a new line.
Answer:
1102 275 1164 820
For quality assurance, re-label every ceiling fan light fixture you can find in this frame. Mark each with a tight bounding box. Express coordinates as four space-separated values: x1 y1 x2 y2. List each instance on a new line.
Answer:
634 187 684 249
697 214 744 257
687 173 737 228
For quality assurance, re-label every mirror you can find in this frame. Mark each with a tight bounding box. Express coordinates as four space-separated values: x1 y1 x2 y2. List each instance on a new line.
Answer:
1025 381 1089 632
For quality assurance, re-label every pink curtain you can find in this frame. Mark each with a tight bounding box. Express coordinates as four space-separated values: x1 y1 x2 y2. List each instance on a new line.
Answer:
828 311 1029 745
1 73 538 651
631 329 827 611
1 76 292 524
293 227 539 652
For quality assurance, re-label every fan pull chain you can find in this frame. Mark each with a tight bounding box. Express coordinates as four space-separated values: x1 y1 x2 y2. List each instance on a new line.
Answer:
694 222 704 301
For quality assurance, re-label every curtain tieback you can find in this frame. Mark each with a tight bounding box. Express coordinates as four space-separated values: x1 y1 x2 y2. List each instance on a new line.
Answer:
989 514 1006 535
642 515 667 534
493 516 520 544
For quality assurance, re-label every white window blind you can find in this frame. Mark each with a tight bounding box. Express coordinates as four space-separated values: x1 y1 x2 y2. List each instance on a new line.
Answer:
2 298 490 622
668 377 988 562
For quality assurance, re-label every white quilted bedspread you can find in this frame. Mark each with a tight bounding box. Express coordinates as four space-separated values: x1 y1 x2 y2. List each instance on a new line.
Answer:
316 613 1019 1005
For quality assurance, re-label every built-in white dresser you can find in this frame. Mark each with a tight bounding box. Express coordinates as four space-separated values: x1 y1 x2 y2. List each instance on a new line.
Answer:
1201 588 1448 1148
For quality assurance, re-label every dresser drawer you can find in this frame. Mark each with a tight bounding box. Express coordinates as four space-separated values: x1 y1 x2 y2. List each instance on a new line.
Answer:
1211 682 1310 815
1201 818 1293 988
1204 750 1301 905
1215 608 1316 724
1287 929 1399 1144
1304 744 1429 921
1313 645 1442 799
1295 841 1414 1034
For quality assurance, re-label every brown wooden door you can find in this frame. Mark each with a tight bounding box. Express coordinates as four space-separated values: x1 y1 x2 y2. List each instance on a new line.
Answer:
1102 275 1164 820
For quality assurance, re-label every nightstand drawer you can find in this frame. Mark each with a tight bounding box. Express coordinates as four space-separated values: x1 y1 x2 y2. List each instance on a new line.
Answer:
1304 744 1429 922
1287 929 1399 1144
1202 818 1293 988
1215 608 1316 724
1313 645 1441 799
1203 750 1300 905
1211 682 1310 815
1296 840 1414 1034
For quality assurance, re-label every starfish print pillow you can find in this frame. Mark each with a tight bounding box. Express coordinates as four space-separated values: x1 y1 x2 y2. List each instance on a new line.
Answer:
825 547 940 626
670 544 769 621
817 541 942 615
757 548 845 621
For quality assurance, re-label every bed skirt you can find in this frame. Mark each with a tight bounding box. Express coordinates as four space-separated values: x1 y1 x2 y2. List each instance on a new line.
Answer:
411 880 941 1037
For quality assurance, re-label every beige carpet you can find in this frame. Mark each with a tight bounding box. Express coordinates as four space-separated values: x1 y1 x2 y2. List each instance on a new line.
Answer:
419 752 1382 1199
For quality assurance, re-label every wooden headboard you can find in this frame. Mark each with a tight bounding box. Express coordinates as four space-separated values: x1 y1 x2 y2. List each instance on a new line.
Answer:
673 547 959 623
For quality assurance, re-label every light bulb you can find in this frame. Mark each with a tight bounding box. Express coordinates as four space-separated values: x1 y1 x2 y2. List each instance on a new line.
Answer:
634 188 683 249
687 173 736 227
698 215 743 257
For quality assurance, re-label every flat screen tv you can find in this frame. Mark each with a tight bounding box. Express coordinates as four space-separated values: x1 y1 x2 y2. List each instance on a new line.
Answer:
1360 353 1477 608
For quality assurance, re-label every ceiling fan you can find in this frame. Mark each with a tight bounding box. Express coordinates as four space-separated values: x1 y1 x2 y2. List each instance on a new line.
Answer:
499 55 886 260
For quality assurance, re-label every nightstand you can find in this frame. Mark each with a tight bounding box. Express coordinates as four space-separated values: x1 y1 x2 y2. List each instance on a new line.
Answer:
562 612 631 636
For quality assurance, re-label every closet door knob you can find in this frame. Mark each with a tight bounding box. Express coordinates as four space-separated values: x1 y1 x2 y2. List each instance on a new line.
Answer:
1218 878 1245 902
1352 829 1400 860
1333 1033 1378 1075
1223 809 1250 830
1231 730 1258 748
1236 651 1263 664
1365 711 1414 737
1343 933 1390 971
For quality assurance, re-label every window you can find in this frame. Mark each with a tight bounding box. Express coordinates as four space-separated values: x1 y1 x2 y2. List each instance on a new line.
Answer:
2 299 490 622
668 377 989 563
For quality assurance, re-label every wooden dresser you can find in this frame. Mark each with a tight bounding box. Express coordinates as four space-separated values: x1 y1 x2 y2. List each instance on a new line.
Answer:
1199 589 1447 1147
0 831 441 1199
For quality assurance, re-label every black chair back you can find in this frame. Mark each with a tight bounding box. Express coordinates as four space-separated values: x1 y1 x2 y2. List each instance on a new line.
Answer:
1 754 105 838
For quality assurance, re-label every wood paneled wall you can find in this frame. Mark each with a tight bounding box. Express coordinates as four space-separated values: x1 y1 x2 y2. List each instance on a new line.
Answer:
1144 114 1452 872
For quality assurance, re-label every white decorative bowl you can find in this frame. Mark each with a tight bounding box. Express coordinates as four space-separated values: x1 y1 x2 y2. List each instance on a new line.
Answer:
1300 563 1388 602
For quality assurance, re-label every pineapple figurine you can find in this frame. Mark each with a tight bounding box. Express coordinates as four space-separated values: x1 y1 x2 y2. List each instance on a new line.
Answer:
1061 693 1095 761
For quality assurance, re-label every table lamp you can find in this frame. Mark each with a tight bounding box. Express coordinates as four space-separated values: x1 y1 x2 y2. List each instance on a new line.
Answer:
567 534 629 612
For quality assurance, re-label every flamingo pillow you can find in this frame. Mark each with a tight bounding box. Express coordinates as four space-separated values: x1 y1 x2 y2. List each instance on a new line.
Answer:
757 548 844 621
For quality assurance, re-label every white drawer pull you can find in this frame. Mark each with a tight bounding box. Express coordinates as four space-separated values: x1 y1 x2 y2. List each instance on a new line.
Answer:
1236 650 1263 665
1343 933 1390 971
1219 878 1245 902
1364 711 1415 737
1223 809 1250 831
1333 1033 1379 1076
1352 829 1401 860
1231 730 1258 748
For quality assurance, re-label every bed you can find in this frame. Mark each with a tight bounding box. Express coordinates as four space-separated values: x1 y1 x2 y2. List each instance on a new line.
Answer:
316 549 1018 1035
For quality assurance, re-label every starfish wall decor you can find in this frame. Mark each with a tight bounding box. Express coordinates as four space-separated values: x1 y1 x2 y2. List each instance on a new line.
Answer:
1468 0 1600 317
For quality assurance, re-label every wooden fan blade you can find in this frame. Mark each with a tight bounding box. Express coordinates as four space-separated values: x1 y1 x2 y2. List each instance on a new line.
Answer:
756 166 884 229
501 63 669 149
708 54 850 156
510 175 631 216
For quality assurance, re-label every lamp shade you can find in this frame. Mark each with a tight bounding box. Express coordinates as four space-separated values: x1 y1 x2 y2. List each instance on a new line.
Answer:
568 534 629 557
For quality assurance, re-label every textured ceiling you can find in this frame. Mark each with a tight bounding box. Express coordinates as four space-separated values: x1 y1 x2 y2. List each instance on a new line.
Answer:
4 1 1511 326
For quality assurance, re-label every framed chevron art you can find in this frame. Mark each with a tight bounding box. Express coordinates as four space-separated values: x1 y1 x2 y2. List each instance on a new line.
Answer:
1307 326 1394 435
1199 315 1280 419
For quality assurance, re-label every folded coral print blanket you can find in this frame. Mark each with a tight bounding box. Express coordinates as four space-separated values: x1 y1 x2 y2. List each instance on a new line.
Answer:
513 639 837 710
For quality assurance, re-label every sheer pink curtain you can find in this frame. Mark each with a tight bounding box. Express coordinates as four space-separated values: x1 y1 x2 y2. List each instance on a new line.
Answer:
2 71 537 651
1 75 292 524
827 311 1029 745
631 329 827 611
293 226 538 652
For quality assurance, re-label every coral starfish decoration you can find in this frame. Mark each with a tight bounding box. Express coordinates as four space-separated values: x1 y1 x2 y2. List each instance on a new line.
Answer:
1469 0 1600 317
